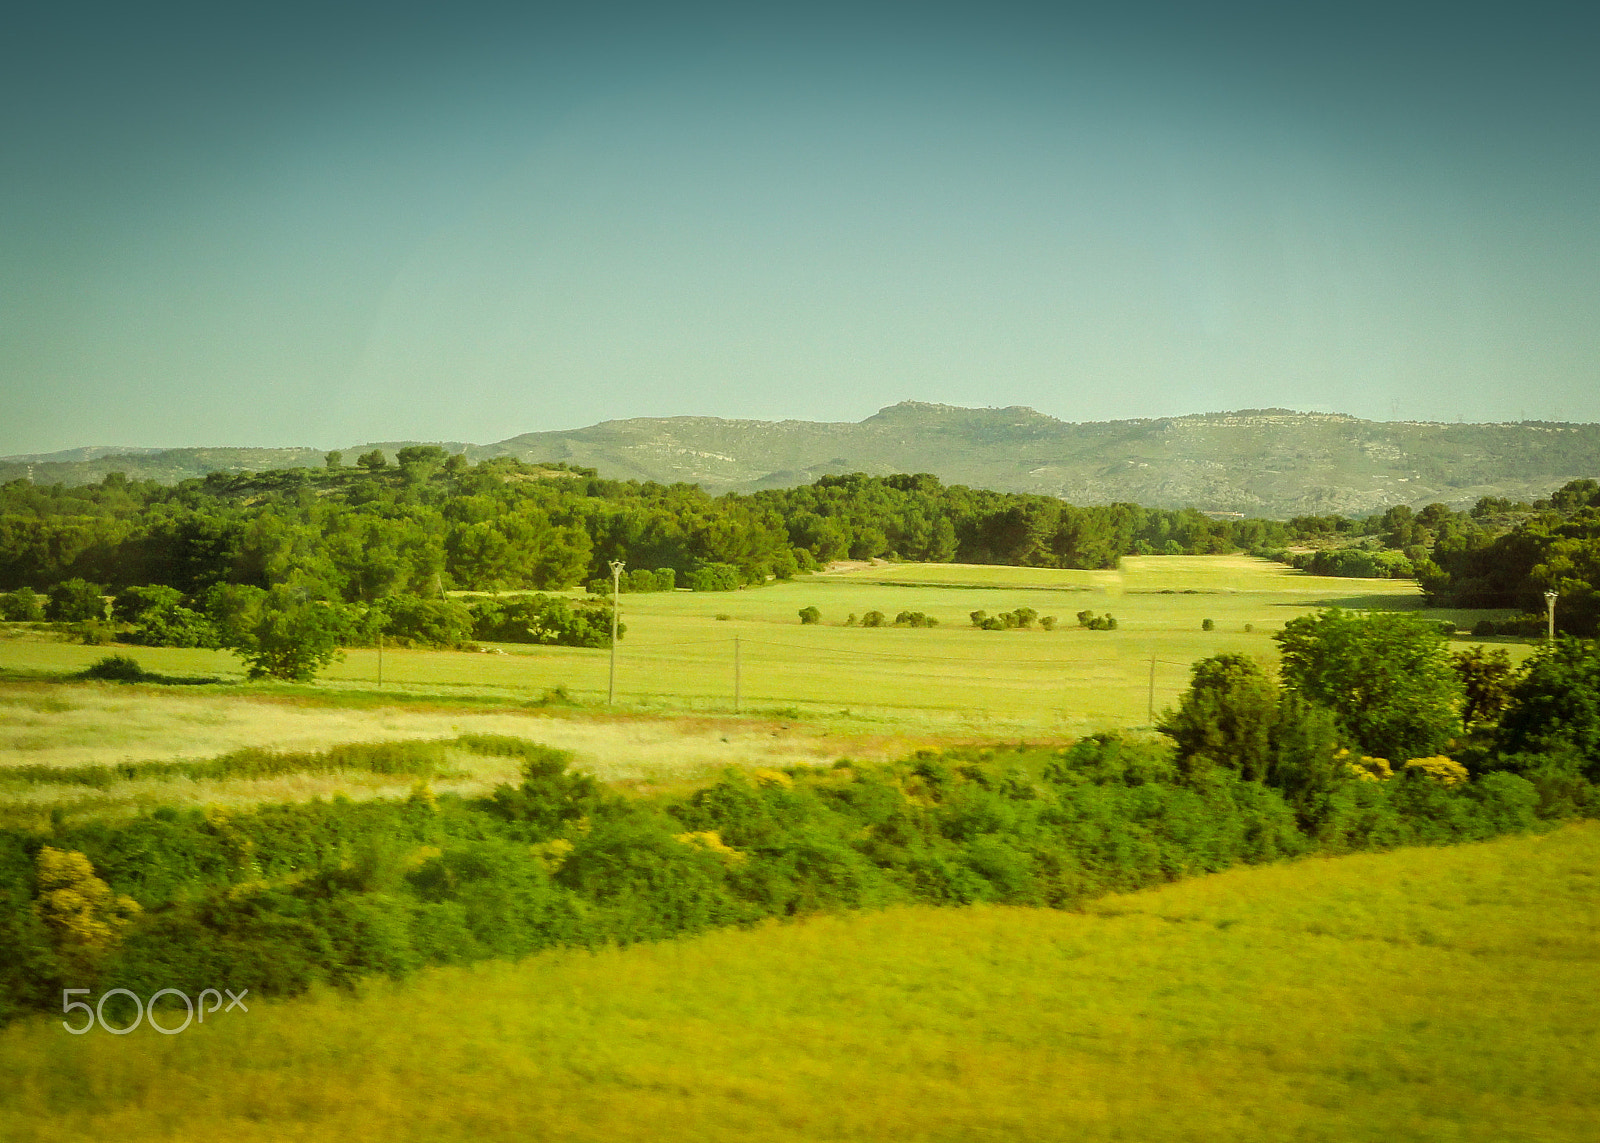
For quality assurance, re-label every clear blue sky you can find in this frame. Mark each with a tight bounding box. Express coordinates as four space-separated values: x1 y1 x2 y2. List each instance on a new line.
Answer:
3 1 1597 454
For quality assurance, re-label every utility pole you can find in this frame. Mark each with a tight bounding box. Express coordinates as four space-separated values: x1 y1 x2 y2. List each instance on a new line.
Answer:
1545 590 1558 644
608 560 625 704
1147 654 1156 725
734 635 741 714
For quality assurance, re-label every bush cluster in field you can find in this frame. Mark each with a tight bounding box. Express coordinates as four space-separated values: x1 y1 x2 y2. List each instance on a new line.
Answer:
1 716 1586 1027
969 607 1057 630
839 609 938 627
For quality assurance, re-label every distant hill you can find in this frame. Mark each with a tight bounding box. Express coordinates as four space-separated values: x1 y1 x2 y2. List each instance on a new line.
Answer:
5 405 1598 518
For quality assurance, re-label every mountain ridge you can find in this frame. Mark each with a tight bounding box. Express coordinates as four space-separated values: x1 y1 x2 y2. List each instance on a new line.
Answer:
5 404 1597 519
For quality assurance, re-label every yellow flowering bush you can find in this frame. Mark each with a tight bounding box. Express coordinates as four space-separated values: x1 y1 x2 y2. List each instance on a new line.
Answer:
1337 749 1392 782
1402 755 1470 786
33 847 141 971
673 830 745 863
531 838 575 873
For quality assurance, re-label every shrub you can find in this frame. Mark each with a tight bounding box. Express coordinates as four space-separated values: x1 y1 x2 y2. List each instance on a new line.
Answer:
47 579 106 622
1040 616 1057 631
687 563 741 592
115 586 218 648
587 568 677 595
80 654 150 682
470 595 616 648
798 606 822 625
0 587 46 621
68 621 117 645
1202 618 1215 631
378 596 475 648
1496 637 1600 780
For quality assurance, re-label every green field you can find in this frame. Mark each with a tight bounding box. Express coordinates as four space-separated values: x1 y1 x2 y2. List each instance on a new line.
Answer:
0 557 1505 740
4 822 1594 1143
0 556 1533 815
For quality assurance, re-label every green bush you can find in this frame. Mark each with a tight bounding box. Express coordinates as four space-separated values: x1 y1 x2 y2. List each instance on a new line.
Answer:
47 578 106 622
798 606 822 625
687 563 741 592
470 595 616 648
0 587 46 621
587 568 678 595
79 654 150 682
2 720 1586 1028
377 596 475 648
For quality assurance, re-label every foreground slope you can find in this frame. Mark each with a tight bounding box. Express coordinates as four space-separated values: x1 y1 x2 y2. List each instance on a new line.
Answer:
4 823 1595 1143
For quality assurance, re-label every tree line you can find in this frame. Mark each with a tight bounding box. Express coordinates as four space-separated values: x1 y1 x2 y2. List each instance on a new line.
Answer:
0 456 1315 603
5 456 1596 645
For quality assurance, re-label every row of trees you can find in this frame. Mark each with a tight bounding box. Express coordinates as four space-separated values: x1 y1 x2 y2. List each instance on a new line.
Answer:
0 459 1324 607
19 580 621 680
1159 608 1600 813
1266 479 1600 635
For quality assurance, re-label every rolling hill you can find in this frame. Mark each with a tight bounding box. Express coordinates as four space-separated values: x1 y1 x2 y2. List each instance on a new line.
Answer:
6 404 1598 518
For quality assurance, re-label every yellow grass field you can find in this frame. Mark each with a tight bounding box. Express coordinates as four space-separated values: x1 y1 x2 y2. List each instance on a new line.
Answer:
4 822 1594 1143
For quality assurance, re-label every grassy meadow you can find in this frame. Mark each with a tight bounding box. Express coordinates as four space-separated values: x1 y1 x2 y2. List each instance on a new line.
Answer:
3 822 1594 1143
1 556 1495 735
0 556 1531 815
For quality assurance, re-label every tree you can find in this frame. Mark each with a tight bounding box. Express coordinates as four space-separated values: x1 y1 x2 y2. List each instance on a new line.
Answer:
1454 646 1518 726
0 587 45 621
228 589 343 681
1158 653 1344 796
356 450 388 471
396 445 447 484
1158 653 1279 781
1495 637 1600 779
325 451 343 469
798 606 821 625
1274 608 1462 761
47 579 106 622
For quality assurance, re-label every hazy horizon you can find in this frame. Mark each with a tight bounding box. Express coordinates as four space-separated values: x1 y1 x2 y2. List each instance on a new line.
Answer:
4 1 1597 455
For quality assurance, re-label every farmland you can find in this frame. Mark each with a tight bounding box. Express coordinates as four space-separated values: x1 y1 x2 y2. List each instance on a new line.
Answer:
1 555 1521 817
3 822 1594 1143
0 554 1584 1142
1 556 1464 731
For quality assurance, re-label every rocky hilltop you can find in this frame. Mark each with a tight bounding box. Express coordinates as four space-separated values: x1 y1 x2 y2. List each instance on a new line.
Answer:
5 404 1597 518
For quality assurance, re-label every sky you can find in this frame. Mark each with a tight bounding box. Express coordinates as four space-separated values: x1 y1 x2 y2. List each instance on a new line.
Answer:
2 1 1597 455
